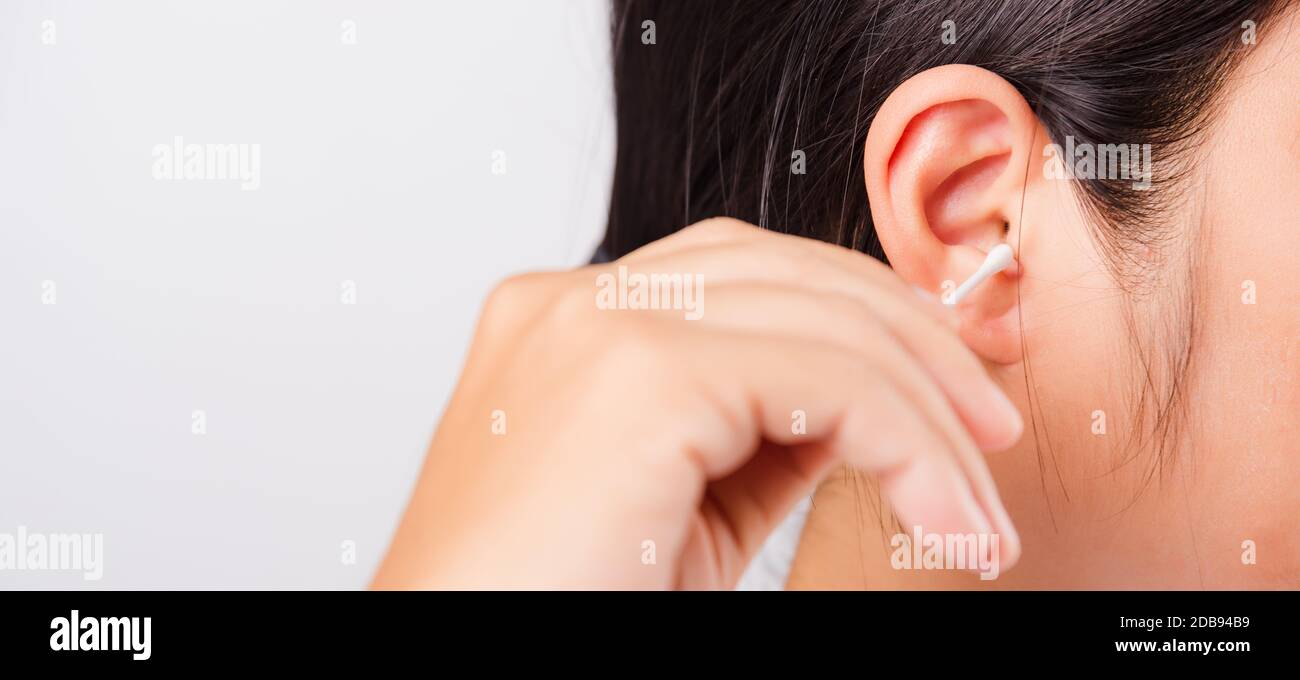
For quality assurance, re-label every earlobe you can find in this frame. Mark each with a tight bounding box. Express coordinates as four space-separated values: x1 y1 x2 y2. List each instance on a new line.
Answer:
863 64 1040 365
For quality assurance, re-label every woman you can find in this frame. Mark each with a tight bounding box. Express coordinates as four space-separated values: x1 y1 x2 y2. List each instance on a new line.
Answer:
375 0 1299 589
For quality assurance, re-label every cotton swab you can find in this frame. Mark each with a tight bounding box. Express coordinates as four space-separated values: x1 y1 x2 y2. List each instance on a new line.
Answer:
945 244 1016 305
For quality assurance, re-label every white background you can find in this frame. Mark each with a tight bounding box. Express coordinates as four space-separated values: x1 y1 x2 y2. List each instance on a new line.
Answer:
0 0 614 588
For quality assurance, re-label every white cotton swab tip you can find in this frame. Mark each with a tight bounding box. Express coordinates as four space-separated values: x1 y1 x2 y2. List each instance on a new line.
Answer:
945 244 1016 305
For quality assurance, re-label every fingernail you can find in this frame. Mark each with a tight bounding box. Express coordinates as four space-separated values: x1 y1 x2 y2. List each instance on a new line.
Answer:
994 508 1021 568
987 384 1023 440
887 456 993 539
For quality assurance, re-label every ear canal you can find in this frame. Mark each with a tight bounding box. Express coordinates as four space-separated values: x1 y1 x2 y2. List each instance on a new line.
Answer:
947 244 1017 305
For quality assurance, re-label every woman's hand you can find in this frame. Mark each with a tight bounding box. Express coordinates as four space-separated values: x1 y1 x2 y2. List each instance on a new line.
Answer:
374 218 1023 589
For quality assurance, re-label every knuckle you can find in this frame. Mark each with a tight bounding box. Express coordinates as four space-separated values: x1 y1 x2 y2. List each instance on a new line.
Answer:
486 272 540 309
549 276 601 324
827 294 887 339
480 272 550 332
596 320 673 380
767 243 820 279
691 216 753 238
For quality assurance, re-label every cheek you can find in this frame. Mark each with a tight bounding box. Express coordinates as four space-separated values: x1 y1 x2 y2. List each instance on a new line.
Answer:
1181 19 1300 583
1197 18 1300 448
997 184 1142 486
1191 116 1300 538
1201 187 1300 432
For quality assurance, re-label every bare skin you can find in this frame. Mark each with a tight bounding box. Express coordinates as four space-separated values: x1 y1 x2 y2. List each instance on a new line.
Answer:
374 219 1022 589
377 12 1299 591
788 13 1300 590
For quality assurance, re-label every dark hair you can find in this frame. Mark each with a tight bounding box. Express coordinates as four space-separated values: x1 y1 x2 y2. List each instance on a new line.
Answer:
601 0 1288 506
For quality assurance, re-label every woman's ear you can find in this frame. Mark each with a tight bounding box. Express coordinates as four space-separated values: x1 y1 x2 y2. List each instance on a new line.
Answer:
864 64 1041 365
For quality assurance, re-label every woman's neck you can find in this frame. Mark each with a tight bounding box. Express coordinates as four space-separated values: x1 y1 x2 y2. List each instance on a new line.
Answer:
785 459 1284 589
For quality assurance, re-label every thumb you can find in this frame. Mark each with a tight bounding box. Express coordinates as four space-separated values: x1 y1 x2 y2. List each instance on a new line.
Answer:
675 440 839 589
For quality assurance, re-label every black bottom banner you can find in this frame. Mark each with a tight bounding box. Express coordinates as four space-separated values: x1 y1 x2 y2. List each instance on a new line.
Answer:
0 590 1291 668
